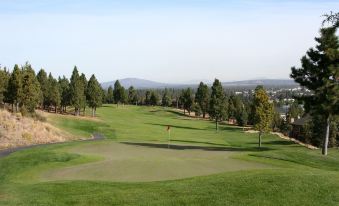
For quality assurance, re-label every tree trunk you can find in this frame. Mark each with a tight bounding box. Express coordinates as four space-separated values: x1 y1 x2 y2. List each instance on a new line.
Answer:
92 107 95 117
55 105 57 113
322 115 330 155
258 131 262 148
11 104 14 113
203 112 206 118
16 102 19 113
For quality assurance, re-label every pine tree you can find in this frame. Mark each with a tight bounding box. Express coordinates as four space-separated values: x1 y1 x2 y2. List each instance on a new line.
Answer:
150 91 159 106
87 74 103 117
0 67 10 106
208 79 227 131
48 73 61 113
161 88 171 107
128 86 138 105
145 90 151 105
253 86 273 148
290 17 339 155
21 63 41 113
195 82 209 118
80 73 87 115
36 69 49 109
58 76 70 113
69 66 83 115
113 80 124 106
106 86 114 104
6 64 23 112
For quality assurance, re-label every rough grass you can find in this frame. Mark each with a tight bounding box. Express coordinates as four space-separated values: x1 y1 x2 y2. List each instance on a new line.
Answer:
0 110 73 149
0 104 338 205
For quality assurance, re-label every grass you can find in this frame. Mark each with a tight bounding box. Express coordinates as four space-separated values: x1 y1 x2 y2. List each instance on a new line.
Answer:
0 104 338 205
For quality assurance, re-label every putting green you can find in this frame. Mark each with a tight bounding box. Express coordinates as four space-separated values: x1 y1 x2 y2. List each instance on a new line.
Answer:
41 141 271 182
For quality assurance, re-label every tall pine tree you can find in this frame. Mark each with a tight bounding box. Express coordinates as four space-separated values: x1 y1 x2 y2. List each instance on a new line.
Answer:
208 79 227 131
195 82 209 118
290 15 339 155
87 74 103 117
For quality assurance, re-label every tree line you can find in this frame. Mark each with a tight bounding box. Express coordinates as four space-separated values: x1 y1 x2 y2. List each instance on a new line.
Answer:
0 64 103 117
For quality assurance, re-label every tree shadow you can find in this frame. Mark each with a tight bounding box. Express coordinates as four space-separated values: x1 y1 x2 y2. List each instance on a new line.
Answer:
171 139 228 147
145 123 207 131
121 142 273 152
265 140 296 146
165 110 186 117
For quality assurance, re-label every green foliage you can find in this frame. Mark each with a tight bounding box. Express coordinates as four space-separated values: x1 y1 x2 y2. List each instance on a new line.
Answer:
36 69 49 108
253 86 273 147
106 86 114 104
6 64 23 108
0 66 9 104
87 75 103 116
161 88 171 107
144 90 150 105
69 67 85 115
47 73 61 112
208 79 227 130
290 20 338 155
21 63 42 113
180 88 194 114
58 76 70 112
113 80 125 105
150 91 159 106
128 86 138 104
195 82 209 118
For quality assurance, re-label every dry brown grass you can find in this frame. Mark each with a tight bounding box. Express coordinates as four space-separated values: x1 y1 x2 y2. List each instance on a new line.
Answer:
0 109 75 150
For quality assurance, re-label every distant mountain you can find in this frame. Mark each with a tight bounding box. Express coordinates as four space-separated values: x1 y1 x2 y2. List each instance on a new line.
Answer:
101 78 187 89
101 78 297 89
221 79 297 87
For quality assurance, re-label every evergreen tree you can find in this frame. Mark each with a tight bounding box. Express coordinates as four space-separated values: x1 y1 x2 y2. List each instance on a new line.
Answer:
87 74 103 117
58 76 70 113
80 73 87 115
208 79 227 131
290 17 339 155
36 69 49 109
106 86 114 104
195 82 209 118
48 73 61 113
69 66 83 115
128 86 138 105
145 90 151 105
253 86 273 148
180 88 193 115
161 88 171 107
6 64 23 112
0 67 10 105
21 63 41 113
113 80 124 106
150 91 159 106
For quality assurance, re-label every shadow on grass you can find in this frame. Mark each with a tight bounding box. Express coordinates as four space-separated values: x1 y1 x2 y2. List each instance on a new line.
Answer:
165 110 187 117
145 123 207 131
121 142 272 152
265 140 296 146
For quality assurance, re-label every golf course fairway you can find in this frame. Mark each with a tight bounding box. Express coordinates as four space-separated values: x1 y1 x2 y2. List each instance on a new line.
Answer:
0 105 338 205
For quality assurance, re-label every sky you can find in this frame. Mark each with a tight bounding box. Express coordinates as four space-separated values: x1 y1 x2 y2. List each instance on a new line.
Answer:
0 0 338 83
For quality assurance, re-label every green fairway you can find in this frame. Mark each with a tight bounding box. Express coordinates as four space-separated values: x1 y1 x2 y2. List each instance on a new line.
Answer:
0 105 339 205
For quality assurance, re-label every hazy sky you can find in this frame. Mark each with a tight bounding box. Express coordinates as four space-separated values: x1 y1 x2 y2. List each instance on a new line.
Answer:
0 0 338 83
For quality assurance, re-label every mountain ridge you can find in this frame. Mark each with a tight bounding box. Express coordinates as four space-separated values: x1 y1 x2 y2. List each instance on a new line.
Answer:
101 78 297 89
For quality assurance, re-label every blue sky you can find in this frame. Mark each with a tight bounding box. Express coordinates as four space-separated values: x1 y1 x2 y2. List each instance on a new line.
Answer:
0 0 338 83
